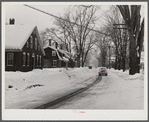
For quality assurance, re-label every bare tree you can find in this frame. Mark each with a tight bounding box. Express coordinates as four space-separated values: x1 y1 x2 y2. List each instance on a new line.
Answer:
101 6 130 71
95 32 110 67
49 5 100 67
117 5 144 75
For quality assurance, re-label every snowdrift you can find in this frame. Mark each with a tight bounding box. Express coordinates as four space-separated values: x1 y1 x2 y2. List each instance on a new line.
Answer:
5 67 98 109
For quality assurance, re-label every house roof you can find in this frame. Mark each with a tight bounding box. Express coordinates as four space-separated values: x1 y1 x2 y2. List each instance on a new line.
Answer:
62 56 69 62
44 46 72 62
58 49 71 59
5 25 34 49
5 25 45 55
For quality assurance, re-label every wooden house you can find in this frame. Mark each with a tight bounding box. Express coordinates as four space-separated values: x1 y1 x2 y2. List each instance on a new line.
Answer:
5 24 45 72
43 46 63 68
43 39 69 68
57 49 73 68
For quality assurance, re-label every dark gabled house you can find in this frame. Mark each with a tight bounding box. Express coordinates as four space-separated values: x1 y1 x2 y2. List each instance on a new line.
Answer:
43 39 70 68
5 24 45 72
43 46 63 68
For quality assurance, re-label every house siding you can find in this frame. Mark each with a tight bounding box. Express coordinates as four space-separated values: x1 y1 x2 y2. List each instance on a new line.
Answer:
43 48 61 68
5 52 21 71
21 32 43 71
5 28 44 72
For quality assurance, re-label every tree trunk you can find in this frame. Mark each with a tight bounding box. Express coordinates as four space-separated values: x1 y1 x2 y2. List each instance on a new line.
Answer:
117 5 143 75
137 19 144 73
118 57 121 70
137 57 140 73
77 55 80 67
122 56 126 72
129 30 138 75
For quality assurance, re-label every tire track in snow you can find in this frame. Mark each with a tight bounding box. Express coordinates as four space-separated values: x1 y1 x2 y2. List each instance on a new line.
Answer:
35 76 102 109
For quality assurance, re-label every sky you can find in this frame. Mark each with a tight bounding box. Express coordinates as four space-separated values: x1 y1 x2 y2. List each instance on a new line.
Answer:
3 2 112 33
3 2 146 34
4 4 69 32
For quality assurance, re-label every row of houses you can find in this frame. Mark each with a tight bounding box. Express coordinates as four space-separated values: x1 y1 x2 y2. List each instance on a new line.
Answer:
5 21 76 72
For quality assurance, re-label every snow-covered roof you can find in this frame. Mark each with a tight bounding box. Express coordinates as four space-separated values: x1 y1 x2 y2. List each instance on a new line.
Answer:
58 49 71 59
5 25 34 49
44 46 56 50
62 57 69 62
58 49 71 55
5 25 45 55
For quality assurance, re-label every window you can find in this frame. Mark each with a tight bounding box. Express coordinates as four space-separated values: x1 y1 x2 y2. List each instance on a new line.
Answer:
26 42 29 48
39 55 41 67
7 53 14 66
27 53 30 66
23 52 26 66
37 55 39 67
52 51 56 56
32 53 35 68
30 36 33 49
35 38 37 50
53 60 57 67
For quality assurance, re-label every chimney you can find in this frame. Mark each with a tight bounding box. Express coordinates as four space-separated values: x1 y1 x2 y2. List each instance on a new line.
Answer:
49 39 51 46
9 18 15 25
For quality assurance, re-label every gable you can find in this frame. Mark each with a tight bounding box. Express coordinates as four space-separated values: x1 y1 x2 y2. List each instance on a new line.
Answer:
5 25 45 55
34 27 45 55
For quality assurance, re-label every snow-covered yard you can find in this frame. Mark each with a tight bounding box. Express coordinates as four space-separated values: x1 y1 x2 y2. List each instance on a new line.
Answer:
5 67 98 109
3 67 147 120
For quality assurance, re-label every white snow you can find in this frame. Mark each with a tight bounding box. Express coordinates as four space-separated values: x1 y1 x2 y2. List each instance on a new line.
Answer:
3 67 147 120
5 67 98 109
57 69 144 109
62 56 69 62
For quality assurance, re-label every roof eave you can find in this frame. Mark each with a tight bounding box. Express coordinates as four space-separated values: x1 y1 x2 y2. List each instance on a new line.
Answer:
5 49 22 52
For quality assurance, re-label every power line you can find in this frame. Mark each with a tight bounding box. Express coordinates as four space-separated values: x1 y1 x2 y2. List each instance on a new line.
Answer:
24 4 109 36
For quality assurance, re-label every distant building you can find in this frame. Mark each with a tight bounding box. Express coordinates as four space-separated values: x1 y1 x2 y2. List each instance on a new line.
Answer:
43 39 76 68
5 20 45 72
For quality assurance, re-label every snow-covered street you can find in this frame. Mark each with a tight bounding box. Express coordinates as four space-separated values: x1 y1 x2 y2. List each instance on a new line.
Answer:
5 68 144 109
52 69 144 109
3 67 147 120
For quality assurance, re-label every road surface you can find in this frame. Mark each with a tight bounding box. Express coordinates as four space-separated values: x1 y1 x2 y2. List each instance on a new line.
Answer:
49 70 144 109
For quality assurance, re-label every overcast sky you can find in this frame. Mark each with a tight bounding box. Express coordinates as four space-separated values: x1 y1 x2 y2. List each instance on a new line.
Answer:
4 4 70 32
3 2 146 33
3 2 112 32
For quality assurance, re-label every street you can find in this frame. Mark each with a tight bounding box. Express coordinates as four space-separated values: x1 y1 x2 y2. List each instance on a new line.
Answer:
3 3 147 120
50 70 144 109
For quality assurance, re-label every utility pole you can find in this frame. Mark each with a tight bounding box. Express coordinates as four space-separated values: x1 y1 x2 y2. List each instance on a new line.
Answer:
109 45 110 69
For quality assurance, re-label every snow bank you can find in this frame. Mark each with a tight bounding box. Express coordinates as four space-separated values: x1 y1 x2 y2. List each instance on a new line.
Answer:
109 68 144 80
5 67 144 110
5 67 98 109
57 68 144 110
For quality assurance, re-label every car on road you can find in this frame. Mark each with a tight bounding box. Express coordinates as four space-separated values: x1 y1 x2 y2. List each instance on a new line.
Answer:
98 67 108 76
